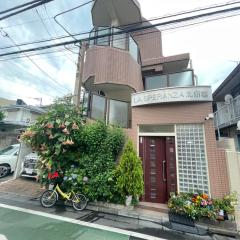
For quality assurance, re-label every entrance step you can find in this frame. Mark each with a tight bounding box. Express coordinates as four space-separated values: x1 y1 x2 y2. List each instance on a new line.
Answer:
136 202 169 214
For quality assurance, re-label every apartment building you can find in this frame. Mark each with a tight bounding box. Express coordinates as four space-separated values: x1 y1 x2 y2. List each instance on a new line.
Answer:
79 0 229 203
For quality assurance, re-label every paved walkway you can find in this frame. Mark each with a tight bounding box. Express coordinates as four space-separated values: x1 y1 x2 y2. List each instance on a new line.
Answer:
0 177 44 198
0 178 238 240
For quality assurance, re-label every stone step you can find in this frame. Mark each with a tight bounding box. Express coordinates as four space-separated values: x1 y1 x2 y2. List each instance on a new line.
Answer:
136 202 169 214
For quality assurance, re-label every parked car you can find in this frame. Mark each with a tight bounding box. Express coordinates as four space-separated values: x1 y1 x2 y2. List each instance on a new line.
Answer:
0 144 20 178
21 152 39 178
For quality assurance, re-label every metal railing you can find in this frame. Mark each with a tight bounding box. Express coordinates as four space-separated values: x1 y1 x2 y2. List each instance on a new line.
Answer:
214 95 240 129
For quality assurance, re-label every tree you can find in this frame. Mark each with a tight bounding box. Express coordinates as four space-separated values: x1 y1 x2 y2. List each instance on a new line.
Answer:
115 139 144 204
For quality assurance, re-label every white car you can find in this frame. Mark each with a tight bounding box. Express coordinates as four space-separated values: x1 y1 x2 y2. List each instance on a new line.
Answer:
0 144 20 178
21 152 39 178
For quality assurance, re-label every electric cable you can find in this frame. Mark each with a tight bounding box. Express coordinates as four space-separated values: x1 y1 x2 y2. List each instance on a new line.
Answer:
1 0 239 51
1 3 240 58
0 0 54 21
0 28 71 94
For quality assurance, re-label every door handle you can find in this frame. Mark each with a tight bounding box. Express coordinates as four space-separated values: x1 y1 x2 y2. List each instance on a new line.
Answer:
163 160 167 182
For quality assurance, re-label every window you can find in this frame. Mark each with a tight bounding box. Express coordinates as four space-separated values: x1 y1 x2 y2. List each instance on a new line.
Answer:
108 100 129 128
112 28 127 50
169 71 193 87
145 71 193 90
91 94 106 121
129 36 138 62
145 75 167 90
96 27 110 46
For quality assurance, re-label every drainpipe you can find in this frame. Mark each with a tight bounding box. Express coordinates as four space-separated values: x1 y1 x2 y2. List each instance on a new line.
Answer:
73 42 87 107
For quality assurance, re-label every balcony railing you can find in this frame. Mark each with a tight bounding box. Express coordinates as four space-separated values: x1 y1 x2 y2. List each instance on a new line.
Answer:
214 95 240 129
82 92 130 128
88 27 140 63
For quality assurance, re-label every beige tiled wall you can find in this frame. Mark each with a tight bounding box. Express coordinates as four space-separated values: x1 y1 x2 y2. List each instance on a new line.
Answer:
126 102 230 198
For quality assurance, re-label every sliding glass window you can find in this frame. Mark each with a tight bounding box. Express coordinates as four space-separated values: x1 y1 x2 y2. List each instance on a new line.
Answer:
96 27 110 46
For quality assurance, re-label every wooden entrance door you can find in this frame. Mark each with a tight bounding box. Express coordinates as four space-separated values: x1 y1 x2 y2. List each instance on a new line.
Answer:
139 136 177 203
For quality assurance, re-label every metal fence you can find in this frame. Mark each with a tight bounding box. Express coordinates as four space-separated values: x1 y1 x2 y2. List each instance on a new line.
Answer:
214 95 240 128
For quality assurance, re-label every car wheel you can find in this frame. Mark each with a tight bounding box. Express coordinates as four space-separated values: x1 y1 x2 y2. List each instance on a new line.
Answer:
0 165 10 178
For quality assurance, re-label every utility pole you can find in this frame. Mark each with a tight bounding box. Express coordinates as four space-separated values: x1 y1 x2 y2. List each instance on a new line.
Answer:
73 42 87 107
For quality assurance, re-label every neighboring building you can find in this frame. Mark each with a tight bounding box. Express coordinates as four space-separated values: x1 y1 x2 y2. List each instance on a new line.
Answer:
79 0 229 202
0 97 15 107
0 101 46 149
213 63 240 151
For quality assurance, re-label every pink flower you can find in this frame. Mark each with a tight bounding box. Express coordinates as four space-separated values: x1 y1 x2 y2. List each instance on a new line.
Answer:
62 128 70 135
72 123 79 130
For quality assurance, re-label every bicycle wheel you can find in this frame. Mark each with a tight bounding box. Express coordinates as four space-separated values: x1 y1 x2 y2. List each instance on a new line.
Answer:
40 190 57 208
72 194 88 211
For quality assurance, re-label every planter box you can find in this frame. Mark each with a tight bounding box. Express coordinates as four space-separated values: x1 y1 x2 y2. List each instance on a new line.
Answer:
169 212 195 226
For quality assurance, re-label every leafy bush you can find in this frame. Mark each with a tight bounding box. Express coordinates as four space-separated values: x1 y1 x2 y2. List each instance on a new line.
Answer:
115 140 144 204
168 192 238 220
21 99 126 203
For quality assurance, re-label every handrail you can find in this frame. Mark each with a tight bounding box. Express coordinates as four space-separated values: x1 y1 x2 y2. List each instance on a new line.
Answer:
214 95 240 128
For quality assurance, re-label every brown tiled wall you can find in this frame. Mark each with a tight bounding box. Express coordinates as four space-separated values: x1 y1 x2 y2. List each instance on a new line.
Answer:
132 28 163 62
83 46 143 92
127 102 230 198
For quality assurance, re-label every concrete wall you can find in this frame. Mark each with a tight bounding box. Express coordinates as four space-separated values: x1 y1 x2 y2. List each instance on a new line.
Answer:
225 151 240 231
0 132 18 150
14 142 32 179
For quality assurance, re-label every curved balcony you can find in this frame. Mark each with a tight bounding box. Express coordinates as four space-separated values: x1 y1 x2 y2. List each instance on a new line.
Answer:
83 27 143 102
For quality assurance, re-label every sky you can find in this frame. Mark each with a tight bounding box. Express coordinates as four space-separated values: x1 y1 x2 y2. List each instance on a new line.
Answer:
0 0 239 105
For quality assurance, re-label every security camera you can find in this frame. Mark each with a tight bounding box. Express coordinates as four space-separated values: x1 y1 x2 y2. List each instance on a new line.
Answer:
205 117 210 120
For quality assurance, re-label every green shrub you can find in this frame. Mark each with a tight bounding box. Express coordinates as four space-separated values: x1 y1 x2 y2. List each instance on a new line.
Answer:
115 140 144 204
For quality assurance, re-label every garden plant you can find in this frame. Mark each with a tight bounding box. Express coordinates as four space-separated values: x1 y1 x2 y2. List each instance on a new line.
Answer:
21 97 144 205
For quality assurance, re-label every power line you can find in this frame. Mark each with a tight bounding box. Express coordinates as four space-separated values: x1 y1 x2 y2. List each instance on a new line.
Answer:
0 0 45 15
42 5 78 64
1 0 239 51
1 3 240 58
0 0 54 21
0 29 70 94
53 0 94 41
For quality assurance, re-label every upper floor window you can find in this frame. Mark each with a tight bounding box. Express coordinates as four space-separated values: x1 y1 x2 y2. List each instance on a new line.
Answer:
88 27 140 63
145 70 194 90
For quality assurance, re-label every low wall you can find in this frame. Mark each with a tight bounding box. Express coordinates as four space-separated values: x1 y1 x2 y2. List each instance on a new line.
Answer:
225 150 240 232
0 132 18 150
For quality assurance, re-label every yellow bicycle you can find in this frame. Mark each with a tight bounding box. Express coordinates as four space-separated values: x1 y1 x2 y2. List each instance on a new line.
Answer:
40 184 88 211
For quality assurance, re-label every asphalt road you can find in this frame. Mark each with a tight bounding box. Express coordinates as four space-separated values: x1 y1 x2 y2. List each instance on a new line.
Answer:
0 191 237 240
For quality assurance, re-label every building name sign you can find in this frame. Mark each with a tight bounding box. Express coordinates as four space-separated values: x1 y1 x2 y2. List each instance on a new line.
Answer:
131 86 212 107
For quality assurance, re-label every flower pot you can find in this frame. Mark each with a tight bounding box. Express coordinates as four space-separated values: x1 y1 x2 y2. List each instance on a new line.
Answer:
169 212 195 226
125 195 132 206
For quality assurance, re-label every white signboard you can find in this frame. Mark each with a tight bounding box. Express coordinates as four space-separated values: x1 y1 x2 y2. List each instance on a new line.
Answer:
131 86 212 107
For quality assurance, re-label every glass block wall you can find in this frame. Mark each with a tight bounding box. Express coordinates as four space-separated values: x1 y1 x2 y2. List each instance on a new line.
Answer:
176 124 209 194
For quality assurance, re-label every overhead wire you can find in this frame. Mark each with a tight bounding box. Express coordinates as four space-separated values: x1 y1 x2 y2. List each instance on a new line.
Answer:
1 2 240 58
0 0 54 21
1 0 240 51
0 28 70 94
1 9 239 62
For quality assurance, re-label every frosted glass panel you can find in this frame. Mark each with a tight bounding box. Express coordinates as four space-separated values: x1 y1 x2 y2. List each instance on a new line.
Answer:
112 28 127 49
91 94 105 121
109 100 129 128
169 71 193 87
145 75 167 90
129 37 138 62
96 27 110 46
